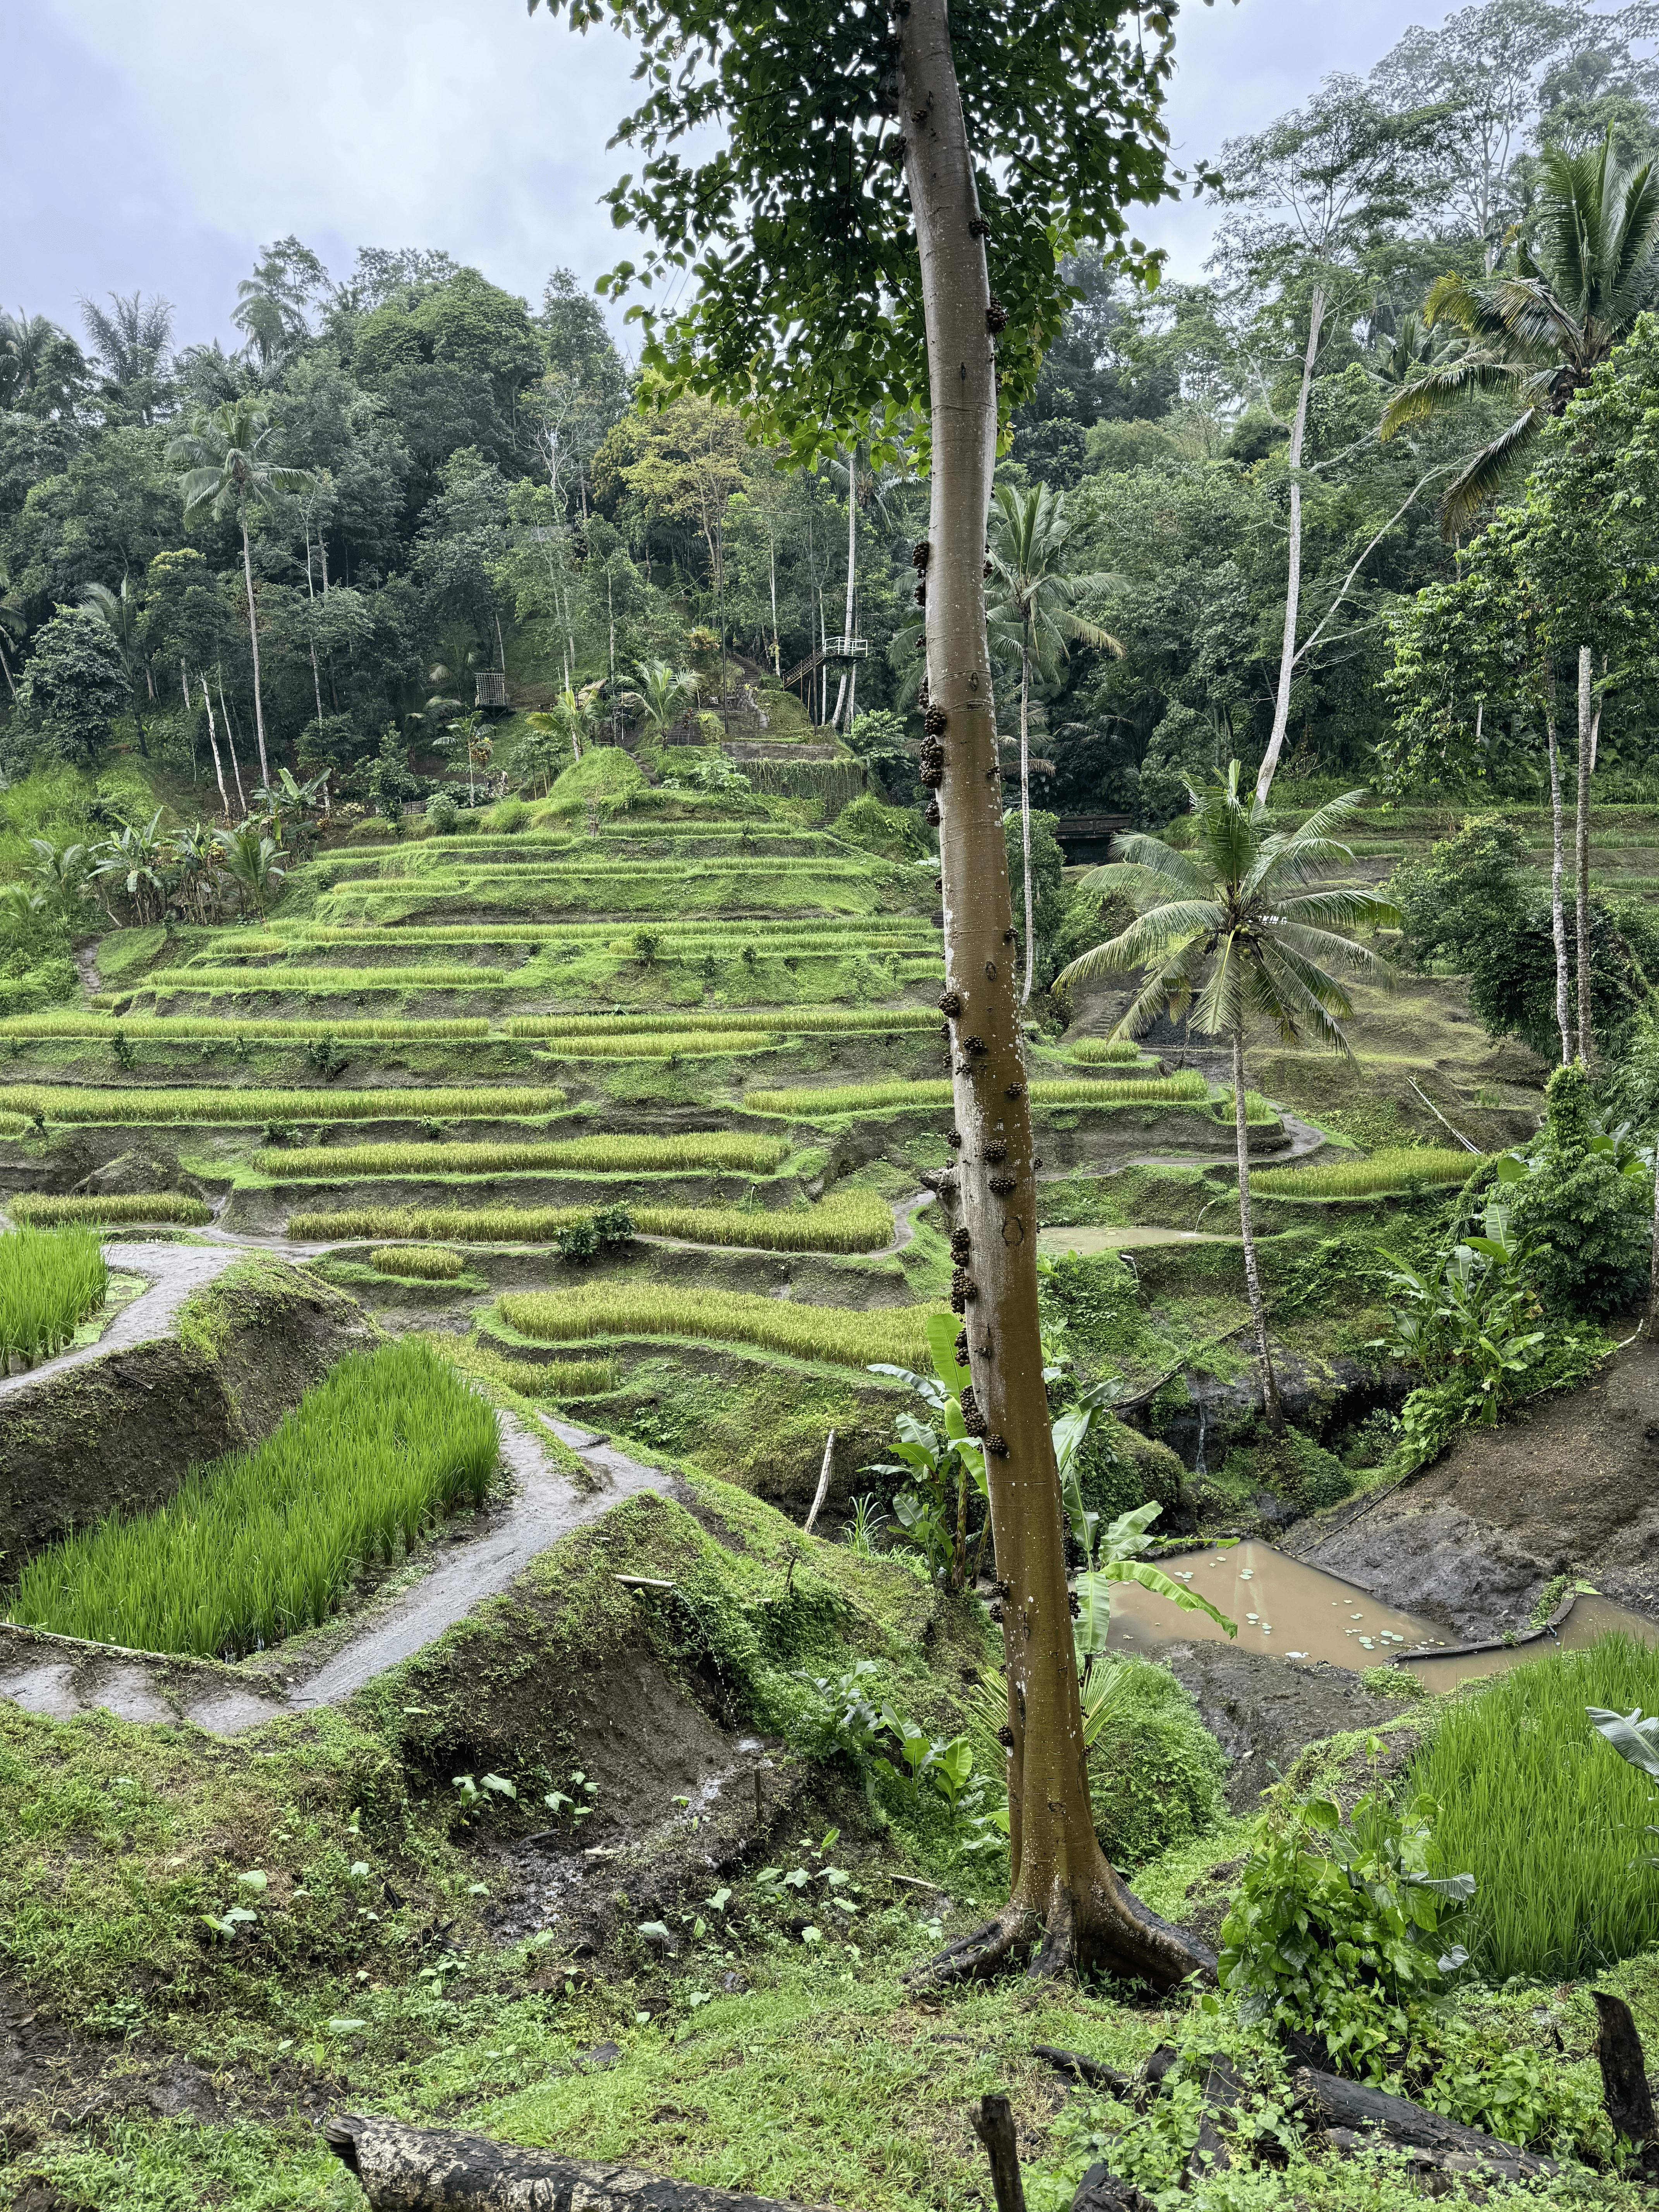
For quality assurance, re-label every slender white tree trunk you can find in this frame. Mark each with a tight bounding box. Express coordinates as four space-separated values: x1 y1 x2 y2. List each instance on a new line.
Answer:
199 670 230 816
768 538 781 675
240 516 270 789
1019 651 1036 1004
1545 702 1571 1065
1577 643 1594 1062
1233 1029 1283 1434
217 669 247 813
1649 1157 1659 1338
831 448 857 728
896 0 1206 1990
1255 283 1326 808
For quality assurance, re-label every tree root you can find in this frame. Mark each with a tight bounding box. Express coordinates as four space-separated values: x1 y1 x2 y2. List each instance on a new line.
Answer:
905 1879 1217 1994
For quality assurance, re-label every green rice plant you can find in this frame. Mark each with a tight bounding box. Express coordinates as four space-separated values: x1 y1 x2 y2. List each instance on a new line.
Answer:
1209 1088 1284 1128
0 1015 492 1042
0 1224 106 1366
742 1070 1211 1117
499 1282 940 1368
1251 1148 1482 1200
539 1030 777 1060
0 1084 567 1127
0 1113 29 1139
5 1339 498 1657
1413 1635 1659 1980
138 965 511 994
288 1189 892 1253
440 1340 615 1400
370 1245 465 1280
256 1132 789 1178
503 1008 936 1039
1064 1037 1143 1065
11 1192 212 1227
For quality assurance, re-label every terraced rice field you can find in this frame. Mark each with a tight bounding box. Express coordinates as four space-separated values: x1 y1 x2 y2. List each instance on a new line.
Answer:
0 767 1356 1496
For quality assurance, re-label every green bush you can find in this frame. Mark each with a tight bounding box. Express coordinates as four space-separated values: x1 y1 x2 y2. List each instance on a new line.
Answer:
1084 1657 1225 1869
1508 1062 1649 1315
424 791 459 836
1218 1424 1353 1512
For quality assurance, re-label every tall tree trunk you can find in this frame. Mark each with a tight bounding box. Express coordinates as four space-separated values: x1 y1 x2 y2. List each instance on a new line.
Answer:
0 639 15 702
1019 652 1036 1004
769 538 781 675
831 447 857 729
198 670 230 816
1577 643 1593 1063
240 516 270 789
1255 284 1326 807
896 0 1211 1992
310 637 326 728
1648 1156 1659 1339
1545 701 1571 1065
217 668 248 813
1233 1028 1283 1435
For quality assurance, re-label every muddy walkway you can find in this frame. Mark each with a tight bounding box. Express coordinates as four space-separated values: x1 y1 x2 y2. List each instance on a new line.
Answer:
0 1408 673 1735
0 1242 242 1405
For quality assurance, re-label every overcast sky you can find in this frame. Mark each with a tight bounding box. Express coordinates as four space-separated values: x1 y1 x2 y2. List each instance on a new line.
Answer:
6 0 1465 355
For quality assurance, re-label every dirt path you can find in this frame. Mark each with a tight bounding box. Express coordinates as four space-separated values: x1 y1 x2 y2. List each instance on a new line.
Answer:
0 1242 242 1405
0 1408 673 1735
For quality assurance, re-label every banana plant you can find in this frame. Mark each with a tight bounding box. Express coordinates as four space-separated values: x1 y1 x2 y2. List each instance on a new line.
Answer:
1061 1472 1235 1666
867 1313 986 1590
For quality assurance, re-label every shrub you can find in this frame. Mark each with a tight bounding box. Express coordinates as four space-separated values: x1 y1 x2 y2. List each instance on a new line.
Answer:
1084 1656 1226 1870
10 1193 211 1228
499 1284 941 1369
425 791 459 836
7 1340 497 1657
1506 1062 1649 1315
1217 1425 1353 1512
0 1224 107 1365
1413 1634 1659 1981
370 1246 465 1280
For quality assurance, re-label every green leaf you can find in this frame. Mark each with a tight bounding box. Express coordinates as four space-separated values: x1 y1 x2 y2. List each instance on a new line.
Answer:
1098 1558 1236 1635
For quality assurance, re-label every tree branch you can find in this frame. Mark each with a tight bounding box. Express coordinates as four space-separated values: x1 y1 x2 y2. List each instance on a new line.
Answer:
1290 462 1457 674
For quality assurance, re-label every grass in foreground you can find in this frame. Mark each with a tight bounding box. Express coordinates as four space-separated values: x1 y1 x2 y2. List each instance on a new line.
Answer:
292 1190 893 1254
0 1223 106 1365
10 1192 212 1227
743 1072 1210 1116
6 1339 498 1657
2 1084 567 1127
498 1283 939 1368
1251 1146 1483 1199
1415 1634 1659 1981
256 1133 790 1178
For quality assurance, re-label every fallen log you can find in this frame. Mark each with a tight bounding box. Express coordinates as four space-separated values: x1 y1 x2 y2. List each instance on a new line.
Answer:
1592 1990 1656 2143
970 2093 1027 2212
1030 2044 1132 2097
324 2117 838 2212
1290 2068 1559 2183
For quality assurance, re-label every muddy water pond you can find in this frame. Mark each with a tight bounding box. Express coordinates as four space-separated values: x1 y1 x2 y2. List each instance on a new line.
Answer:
1106 1540 1659 1689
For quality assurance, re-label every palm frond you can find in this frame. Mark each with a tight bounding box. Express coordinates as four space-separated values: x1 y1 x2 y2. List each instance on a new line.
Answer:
1107 946 1213 1040
1438 409 1543 535
1378 356 1526 437
1054 900 1219 986
1093 833 1216 898
1277 887 1402 936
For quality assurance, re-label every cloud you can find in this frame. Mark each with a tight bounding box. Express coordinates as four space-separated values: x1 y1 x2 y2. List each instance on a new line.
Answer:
28 0 644 337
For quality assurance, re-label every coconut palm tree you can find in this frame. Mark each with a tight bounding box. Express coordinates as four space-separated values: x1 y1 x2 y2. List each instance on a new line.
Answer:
92 815 170 926
624 659 700 745
213 822 285 919
167 397 313 788
985 483 1119 1003
1056 769 1398 1435
1381 134 1659 533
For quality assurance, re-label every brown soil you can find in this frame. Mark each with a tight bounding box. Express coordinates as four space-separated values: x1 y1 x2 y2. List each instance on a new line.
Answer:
1291 1338 1659 1638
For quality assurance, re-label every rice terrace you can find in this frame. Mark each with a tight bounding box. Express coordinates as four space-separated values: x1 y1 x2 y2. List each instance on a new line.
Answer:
17 2 1659 2209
